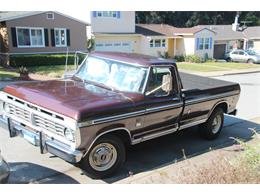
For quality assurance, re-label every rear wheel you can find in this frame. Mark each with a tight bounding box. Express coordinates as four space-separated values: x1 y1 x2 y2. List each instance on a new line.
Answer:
80 135 125 179
247 59 254 64
198 107 224 140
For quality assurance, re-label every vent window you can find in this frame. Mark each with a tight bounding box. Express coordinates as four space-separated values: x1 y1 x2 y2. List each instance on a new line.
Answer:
47 13 54 20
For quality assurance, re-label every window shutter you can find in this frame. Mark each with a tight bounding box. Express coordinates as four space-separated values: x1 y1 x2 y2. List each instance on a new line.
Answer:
50 29 55 46
11 27 17 47
44 29 49 46
66 29 70 46
209 37 213 49
116 11 120 19
196 38 200 50
93 11 97 17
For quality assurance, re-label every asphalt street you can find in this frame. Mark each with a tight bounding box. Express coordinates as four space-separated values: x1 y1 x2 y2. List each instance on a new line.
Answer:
0 72 259 183
215 72 260 119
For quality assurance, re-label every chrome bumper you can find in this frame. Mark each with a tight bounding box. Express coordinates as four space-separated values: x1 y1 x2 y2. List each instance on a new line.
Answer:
6 118 83 163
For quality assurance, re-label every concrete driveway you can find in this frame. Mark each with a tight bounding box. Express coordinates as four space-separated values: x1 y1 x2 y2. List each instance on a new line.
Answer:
0 72 259 183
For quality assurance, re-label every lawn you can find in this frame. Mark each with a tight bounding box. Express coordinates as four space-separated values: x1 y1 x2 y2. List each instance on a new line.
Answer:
177 62 260 72
0 66 19 80
27 64 75 78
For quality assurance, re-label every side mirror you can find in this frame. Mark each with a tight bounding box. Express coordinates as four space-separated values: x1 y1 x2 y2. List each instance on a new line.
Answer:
162 74 172 93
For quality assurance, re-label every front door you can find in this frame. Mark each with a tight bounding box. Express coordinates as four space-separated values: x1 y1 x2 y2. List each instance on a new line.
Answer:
134 66 183 138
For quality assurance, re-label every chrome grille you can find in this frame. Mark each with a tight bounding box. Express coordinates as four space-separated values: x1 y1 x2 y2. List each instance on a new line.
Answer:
34 115 65 137
8 104 30 122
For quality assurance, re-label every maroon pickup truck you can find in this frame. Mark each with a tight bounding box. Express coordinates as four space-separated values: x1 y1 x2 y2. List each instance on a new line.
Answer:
0 52 240 178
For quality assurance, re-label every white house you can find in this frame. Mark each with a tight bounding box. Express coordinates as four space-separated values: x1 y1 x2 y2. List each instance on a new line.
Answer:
91 11 215 59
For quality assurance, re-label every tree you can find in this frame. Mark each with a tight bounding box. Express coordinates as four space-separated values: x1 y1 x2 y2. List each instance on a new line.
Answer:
136 11 260 27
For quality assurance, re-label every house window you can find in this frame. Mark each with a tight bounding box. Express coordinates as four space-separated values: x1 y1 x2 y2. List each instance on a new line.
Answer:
97 11 117 18
204 38 210 49
162 39 166 47
150 39 166 48
46 13 54 20
154 39 161 47
17 27 44 47
150 40 154 47
54 28 67 47
199 38 204 50
248 40 254 49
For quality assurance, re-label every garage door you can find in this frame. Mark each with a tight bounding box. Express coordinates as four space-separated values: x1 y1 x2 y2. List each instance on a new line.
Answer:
95 41 133 53
214 44 226 59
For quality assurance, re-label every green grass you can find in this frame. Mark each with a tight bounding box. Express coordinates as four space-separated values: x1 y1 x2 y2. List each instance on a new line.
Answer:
27 64 75 78
177 62 260 72
0 66 19 80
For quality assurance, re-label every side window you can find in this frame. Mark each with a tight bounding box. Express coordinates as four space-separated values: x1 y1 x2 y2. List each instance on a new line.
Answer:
239 51 245 55
146 67 172 97
233 51 238 54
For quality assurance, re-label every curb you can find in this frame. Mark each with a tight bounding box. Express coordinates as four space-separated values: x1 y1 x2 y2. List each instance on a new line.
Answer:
179 69 260 77
222 70 260 76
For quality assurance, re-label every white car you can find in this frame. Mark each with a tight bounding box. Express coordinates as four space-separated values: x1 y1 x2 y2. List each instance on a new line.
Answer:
225 50 260 64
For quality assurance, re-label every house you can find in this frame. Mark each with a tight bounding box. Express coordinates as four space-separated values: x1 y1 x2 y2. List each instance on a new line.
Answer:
197 25 260 59
136 24 215 59
91 11 215 59
0 11 89 56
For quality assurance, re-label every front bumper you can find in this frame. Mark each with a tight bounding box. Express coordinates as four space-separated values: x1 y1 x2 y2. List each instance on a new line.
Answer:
0 156 10 184
6 118 83 164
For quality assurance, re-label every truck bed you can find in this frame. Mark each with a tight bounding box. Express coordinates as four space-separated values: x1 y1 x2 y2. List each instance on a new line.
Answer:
179 72 236 91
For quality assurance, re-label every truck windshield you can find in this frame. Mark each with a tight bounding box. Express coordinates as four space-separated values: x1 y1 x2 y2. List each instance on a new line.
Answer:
74 56 148 93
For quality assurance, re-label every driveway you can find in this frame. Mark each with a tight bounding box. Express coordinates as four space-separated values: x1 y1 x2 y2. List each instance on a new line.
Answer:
0 72 259 183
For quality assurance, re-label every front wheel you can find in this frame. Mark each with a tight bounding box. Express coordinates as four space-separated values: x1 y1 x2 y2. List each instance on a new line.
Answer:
226 57 232 62
80 135 125 179
198 107 224 140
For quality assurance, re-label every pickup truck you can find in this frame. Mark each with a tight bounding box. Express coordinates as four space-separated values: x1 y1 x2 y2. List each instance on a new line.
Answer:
0 52 240 178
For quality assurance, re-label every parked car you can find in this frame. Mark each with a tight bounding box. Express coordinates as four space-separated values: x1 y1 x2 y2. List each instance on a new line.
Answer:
0 52 240 179
225 49 260 64
0 150 10 183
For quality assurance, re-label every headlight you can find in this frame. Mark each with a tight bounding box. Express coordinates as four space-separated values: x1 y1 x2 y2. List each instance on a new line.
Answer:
64 128 75 142
3 103 10 113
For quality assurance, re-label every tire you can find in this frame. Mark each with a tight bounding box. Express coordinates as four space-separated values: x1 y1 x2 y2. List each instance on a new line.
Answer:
247 59 254 64
198 107 224 140
226 57 231 62
80 135 125 179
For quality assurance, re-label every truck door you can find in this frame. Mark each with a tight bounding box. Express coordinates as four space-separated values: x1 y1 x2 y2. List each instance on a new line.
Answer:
141 66 183 135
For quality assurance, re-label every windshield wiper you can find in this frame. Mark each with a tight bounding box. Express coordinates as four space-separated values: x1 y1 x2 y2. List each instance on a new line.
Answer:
83 79 116 91
72 75 84 82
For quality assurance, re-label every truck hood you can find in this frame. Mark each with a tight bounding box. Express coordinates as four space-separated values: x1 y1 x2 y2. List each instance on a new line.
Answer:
3 79 142 121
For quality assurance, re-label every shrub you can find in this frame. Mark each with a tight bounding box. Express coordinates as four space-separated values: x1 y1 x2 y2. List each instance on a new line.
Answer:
185 55 202 63
174 55 185 62
9 54 85 67
157 51 169 59
18 66 29 74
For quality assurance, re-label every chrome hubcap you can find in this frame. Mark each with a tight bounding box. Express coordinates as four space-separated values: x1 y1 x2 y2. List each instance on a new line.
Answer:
212 114 222 134
89 143 117 171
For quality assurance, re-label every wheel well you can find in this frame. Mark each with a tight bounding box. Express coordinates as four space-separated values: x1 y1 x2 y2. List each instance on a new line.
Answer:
247 58 254 62
214 102 228 114
110 130 131 146
99 129 132 146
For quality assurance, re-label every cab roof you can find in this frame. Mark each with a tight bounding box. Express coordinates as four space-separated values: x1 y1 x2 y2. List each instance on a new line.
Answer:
90 51 176 67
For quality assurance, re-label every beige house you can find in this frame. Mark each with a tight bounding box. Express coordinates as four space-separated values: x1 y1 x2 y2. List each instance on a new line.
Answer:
0 11 89 55
91 11 215 59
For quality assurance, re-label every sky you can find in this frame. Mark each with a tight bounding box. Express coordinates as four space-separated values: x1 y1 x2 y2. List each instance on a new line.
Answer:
62 10 91 23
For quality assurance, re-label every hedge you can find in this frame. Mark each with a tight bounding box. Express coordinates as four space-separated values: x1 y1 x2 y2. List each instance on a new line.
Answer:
9 54 85 67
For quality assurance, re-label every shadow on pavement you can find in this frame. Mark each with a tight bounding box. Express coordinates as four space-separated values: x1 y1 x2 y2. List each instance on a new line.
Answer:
102 115 260 183
8 162 79 184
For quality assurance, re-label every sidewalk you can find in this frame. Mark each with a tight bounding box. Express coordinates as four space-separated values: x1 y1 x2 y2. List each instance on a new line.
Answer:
179 67 260 77
117 117 260 184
